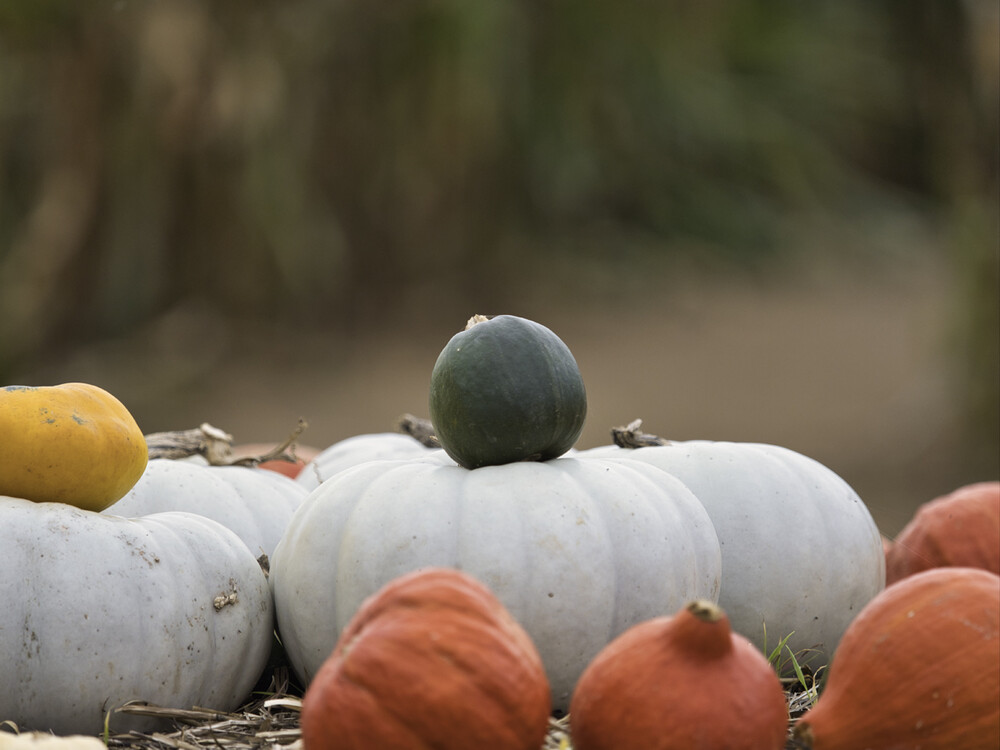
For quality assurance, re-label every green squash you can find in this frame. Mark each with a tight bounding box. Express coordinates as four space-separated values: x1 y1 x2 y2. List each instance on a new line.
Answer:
429 315 587 469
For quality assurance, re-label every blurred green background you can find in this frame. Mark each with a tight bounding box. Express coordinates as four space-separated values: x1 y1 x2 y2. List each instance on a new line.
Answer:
1 0 997 535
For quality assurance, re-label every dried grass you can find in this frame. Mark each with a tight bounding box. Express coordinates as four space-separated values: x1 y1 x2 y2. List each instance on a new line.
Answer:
100 668 811 750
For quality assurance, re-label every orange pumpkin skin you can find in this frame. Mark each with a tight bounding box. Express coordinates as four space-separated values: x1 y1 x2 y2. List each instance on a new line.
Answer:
886 481 1000 585
569 600 788 750
794 567 1000 749
299 567 551 750
230 443 320 479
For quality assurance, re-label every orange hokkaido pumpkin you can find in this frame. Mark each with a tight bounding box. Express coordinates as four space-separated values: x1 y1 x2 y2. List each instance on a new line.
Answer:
569 600 788 750
231 442 321 478
794 566 1000 749
886 481 1000 585
300 567 551 750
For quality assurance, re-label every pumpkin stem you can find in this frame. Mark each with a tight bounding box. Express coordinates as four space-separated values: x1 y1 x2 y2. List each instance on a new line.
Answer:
611 419 671 448
398 414 441 448
465 313 492 329
145 422 235 462
245 417 310 466
791 721 816 747
674 599 732 659
145 418 309 467
686 599 725 623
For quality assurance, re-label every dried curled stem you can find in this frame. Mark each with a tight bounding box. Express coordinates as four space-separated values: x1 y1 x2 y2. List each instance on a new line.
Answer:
145 418 309 466
398 413 441 448
611 419 671 449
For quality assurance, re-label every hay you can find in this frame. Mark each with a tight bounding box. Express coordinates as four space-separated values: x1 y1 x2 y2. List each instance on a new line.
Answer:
107 699 572 750
101 670 810 750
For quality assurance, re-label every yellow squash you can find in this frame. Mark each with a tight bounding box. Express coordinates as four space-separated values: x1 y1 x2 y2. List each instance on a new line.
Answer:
0 382 147 511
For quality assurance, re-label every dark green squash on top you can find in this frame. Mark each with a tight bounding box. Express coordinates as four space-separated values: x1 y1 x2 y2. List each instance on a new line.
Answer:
429 314 587 469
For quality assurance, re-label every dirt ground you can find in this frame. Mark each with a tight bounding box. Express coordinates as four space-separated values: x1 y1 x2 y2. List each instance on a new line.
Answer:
15 250 995 538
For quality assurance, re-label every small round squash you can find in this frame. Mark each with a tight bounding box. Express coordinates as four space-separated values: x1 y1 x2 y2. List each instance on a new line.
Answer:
300 567 551 750
0 383 147 511
570 600 789 750
793 566 1000 749
428 315 586 469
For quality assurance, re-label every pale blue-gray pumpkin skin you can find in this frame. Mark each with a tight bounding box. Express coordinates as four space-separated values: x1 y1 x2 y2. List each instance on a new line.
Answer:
270 454 721 710
0 498 274 735
582 440 886 672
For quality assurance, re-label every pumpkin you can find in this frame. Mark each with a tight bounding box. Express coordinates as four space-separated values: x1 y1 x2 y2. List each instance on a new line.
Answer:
570 599 789 750
0 734 105 750
583 428 884 672
297 430 445 491
793 566 1000 749
885 481 1000 584
428 315 587 469
0 496 274 735
103 458 308 558
270 454 722 710
0 383 147 511
300 567 551 750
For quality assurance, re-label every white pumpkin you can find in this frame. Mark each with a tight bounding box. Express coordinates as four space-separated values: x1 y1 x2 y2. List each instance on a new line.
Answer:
296 432 445 491
582 440 885 670
0 734 105 750
270 455 722 709
103 458 307 557
0 496 273 735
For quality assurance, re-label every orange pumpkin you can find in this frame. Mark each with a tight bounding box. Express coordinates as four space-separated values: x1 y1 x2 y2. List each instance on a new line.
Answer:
300 567 551 750
231 442 321 478
569 600 788 750
794 566 1000 749
886 481 1000 585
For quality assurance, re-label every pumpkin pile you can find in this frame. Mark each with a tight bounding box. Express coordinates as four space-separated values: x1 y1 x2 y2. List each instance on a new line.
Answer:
273 314 885 713
272 315 726 710
3 316 997 749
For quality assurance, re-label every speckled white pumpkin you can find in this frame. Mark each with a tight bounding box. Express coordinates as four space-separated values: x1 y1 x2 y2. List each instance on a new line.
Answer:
582 440 885 670
296 432 445 491
0 496 273 735
103 458 307 557
270 455 722 710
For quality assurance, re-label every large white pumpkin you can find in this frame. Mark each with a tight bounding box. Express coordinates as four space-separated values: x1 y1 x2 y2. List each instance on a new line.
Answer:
583 440 885 670
103 459 307 557
0 497 273 735
296 432 445 491
270 455 722 709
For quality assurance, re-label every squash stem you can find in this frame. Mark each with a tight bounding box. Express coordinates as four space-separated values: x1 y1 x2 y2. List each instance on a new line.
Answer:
611 418 671 448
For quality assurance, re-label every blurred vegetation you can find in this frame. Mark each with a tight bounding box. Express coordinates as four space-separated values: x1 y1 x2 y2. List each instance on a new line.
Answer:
0 0 996 459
